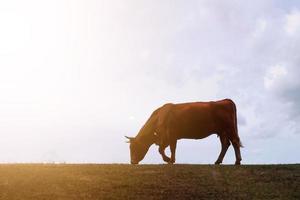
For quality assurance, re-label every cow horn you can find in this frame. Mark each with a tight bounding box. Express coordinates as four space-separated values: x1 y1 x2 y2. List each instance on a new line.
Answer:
125 136 134 140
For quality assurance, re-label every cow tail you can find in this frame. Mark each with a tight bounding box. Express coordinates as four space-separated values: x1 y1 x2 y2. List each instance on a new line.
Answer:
231 99 243 148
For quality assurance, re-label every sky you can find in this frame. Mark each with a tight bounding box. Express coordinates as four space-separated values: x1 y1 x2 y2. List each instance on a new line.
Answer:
0 0 300 164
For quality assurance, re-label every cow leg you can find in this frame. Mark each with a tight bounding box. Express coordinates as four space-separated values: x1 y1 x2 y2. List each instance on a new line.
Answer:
232 141 242 165
169 139 177 164
215 136 230 165
159 144 171 163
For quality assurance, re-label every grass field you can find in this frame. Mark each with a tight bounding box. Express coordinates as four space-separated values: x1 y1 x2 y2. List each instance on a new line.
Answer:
0 164 299 200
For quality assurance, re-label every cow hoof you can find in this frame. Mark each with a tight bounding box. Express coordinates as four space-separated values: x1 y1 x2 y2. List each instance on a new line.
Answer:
235 161 241 165
163 157 171 163
214 161 221 165
168 160 175 164
169 159 175 164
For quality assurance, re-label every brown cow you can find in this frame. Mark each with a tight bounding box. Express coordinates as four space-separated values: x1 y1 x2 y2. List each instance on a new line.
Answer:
126 99 243 165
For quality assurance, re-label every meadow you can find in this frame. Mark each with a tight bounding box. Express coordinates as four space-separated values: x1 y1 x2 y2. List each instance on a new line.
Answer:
0 164 299 200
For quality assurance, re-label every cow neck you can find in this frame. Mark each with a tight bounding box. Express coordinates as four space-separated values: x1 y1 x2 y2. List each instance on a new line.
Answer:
135 115 156 148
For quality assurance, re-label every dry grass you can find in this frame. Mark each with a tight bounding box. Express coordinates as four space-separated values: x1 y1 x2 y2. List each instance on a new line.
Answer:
0 164 299 200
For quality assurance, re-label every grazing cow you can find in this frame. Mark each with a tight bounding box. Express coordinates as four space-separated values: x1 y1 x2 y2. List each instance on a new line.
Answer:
126 99 243 165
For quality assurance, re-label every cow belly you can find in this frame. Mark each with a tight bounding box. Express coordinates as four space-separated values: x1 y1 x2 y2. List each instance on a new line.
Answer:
173 122 217 140
177 129 215 140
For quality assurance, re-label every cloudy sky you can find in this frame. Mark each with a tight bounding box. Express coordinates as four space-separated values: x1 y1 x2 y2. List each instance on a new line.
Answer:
0 0 299 164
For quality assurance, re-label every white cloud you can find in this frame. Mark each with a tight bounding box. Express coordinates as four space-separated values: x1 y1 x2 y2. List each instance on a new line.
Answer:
253 18 267 38
264 64 288 90
285 9 300 35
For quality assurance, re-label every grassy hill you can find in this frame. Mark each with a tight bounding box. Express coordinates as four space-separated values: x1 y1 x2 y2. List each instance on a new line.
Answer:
0 164 299 200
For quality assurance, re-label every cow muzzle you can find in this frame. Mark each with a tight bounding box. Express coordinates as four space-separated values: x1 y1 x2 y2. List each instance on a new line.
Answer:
131 160 139 165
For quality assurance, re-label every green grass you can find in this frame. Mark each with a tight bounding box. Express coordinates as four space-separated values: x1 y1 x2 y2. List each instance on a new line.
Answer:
0 164 299 200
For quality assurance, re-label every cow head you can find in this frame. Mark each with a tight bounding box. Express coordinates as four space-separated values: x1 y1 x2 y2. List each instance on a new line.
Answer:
125 136 149 164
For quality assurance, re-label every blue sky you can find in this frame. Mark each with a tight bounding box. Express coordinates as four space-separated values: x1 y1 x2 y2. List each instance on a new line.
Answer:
0 0 299 164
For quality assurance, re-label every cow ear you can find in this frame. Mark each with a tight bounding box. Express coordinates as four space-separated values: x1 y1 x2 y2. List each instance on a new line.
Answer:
125 136 134 139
